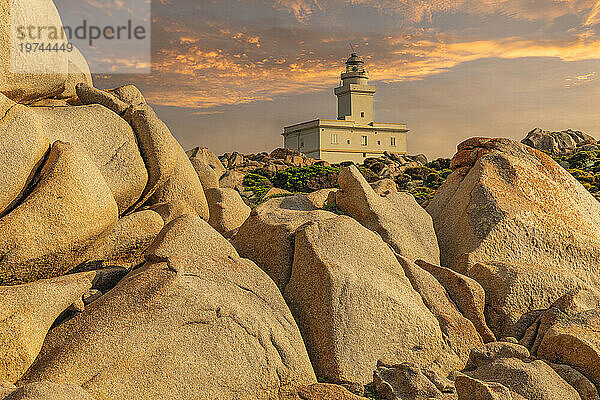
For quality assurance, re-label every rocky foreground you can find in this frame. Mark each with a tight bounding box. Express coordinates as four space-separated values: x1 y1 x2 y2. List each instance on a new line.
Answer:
2 2 600 399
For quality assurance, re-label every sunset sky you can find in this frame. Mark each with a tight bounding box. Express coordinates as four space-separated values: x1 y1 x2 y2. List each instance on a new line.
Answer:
96 0 600 158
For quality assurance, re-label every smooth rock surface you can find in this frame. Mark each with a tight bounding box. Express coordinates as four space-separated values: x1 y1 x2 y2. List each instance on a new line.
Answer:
33 104 148 213
284 215 459 385
24 257 315 399
416 260 496 343
336 165 440 264
80 210 164 268
428 137 600 294
205 188 251 236
0 94 49 216
0 0 69 103
186 147 226 179
0 141 118 285
0 273 94 383
232 195 335 291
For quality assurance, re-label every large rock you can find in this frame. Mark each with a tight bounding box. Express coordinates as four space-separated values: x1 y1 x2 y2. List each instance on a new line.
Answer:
145 214 238 262
0 0 68 103
0 273 94 383
134 107 209 222
205 188 251 236
79 210 164 269
537 310 600 389
467 261 596 337
0 141 118 285
416 260 495 343
549 363 600 400
522 128 596 154
186 147 226 179
463 342 581 400
373 362 447 400
336 165 440 264
429 137 600 286
427 137 600 334
284 215 460 385
23 216 316 399
3 382 95 400
455 375 514 400
0 94 49 216
232 195 335 291
397 256 483 364
281 383 364 400
33 105 148 213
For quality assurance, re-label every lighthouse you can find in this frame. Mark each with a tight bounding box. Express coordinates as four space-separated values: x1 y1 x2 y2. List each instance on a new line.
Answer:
282 52 408 164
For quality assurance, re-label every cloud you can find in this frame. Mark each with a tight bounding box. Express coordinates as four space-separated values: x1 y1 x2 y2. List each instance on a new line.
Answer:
95 0 600 109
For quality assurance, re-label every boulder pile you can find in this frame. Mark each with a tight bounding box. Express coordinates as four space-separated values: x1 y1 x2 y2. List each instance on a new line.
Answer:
1 2 600 399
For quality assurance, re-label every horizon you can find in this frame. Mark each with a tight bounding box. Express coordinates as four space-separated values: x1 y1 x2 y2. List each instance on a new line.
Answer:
95 0 600 159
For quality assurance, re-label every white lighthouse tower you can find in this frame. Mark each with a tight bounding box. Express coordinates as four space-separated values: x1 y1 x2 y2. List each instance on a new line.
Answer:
334 53 376 124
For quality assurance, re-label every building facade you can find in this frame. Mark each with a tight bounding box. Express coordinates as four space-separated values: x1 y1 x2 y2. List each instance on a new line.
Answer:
282 53 408 164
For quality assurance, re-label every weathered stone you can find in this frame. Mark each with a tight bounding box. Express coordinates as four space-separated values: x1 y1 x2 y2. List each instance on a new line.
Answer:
148 137 209 222
549 363 600 400
370 178 398 195
0 94 49 216
0 141 118 285
3 382 95 400
187 147 226 180
373 362 443 400
336 165 440 264
190 156 219 190
108 85 146 106
205 188 251 236
466 261 595 337
537 309 600 389
466 357 581 400
232 195 335 291
263 187 293 199
80 210 164 268
522 128 596 154
219 170 246 192
427 138 600 333
0 0 68 103
284 215 460 385
128 104 180 210
416 260 495 343
75 84 129 116
464 342 531 372
24 236 316 399
146 214 238 262
33 104 148 214
397 256 483 364
0 273 94 383
60 48 93 99
306 188 337 208
455 375 513 400
281 383 364 400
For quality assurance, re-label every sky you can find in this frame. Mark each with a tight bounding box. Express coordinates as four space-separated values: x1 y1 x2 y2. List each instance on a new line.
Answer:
93 0 600 158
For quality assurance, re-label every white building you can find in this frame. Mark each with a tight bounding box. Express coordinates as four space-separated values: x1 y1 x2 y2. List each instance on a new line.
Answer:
282 52 408 164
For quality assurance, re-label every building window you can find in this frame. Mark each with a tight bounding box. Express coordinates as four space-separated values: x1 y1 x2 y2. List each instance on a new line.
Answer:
347 139 351 144
377 140 381 145
391 137 396 146
362 153 366 157
331 133 338 144
361 135 368 146
300 139 304 147
361 112 365 118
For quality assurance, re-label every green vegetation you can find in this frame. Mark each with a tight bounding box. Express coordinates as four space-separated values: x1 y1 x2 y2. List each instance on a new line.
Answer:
243 173 272 198
272 165 341 192
551 150 600 195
